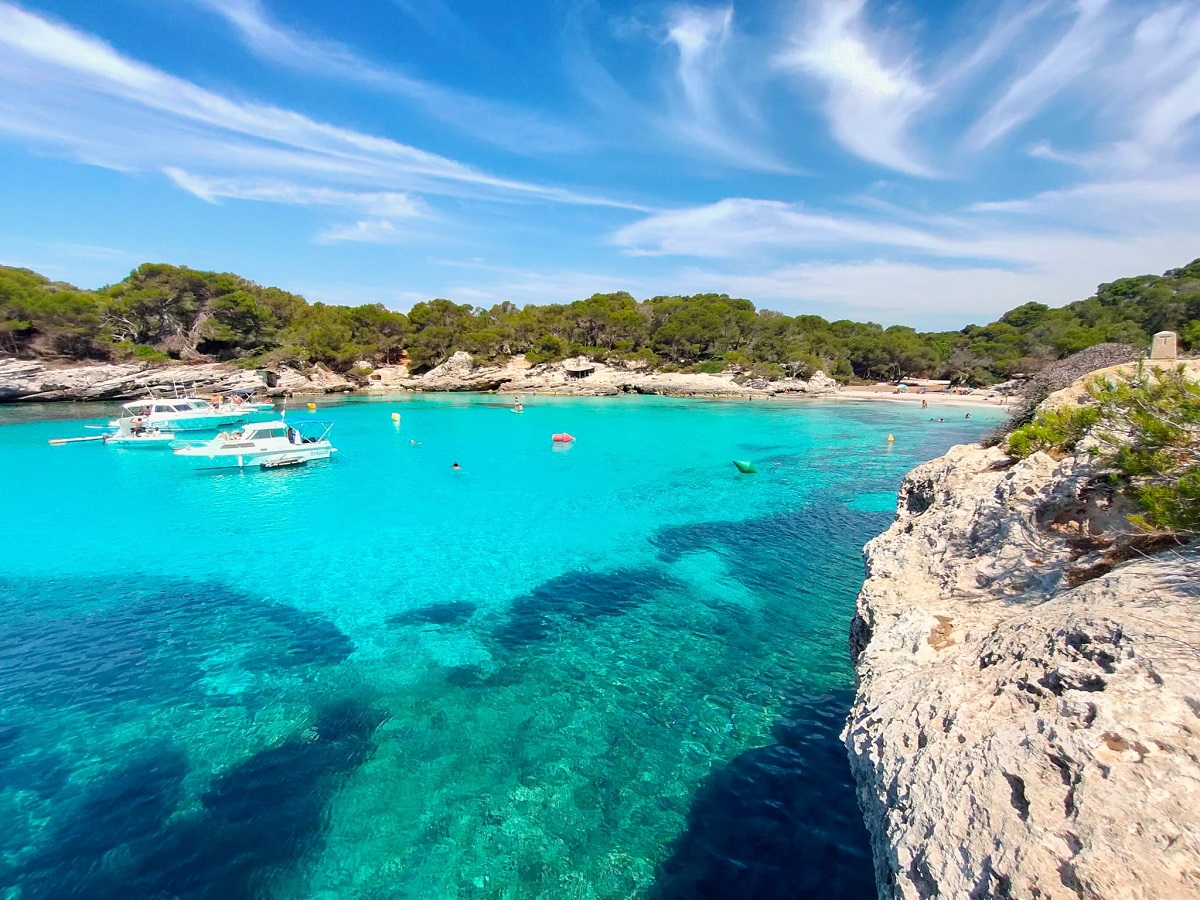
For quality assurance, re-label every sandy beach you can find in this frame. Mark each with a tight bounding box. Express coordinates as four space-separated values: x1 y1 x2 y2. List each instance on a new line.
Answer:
831 387 1012 411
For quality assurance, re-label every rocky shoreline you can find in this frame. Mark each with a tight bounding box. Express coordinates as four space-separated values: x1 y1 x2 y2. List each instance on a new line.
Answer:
0 352 840 403
845 388 1200 896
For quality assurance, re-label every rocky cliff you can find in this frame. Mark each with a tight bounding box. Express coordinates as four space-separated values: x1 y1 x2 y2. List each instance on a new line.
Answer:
845 438 1200 898
0 353 842 402
0 357 354 401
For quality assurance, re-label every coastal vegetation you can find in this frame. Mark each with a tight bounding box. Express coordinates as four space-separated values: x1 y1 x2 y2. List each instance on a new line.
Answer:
2 258 1198 384
1006 363 1200 535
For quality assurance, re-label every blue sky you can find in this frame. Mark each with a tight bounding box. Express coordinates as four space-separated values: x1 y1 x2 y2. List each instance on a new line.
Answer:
1 0 1198 328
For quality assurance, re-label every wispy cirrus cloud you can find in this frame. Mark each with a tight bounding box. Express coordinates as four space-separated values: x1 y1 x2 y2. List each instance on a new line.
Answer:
163 168 429 219
0 0 646 245
186 0 584 155
775 0 932 177
565 3 792 173
316 220 409 244
613 197 980 259
965 0 1120 150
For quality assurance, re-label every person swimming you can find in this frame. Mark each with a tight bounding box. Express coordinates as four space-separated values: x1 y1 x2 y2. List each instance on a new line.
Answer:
452 462 461 470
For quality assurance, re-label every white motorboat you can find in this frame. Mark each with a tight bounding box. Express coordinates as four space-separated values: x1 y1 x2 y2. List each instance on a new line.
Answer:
109 397 259 433
102 418 176 448
173 419 336 469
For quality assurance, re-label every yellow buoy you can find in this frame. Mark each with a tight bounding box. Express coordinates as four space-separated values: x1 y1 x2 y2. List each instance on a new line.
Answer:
887 434 894 442
308 402 317 411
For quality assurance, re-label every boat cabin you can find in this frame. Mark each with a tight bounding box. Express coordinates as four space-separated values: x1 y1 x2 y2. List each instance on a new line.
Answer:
121 399 213 416
218 420 330 446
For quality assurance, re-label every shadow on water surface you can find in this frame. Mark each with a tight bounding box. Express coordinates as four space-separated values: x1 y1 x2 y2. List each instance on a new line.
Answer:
6 701 386 900
650 691 875 900
0 576 353 711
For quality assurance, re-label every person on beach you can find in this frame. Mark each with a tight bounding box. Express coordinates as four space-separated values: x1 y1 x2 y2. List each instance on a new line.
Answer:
921 399 928 409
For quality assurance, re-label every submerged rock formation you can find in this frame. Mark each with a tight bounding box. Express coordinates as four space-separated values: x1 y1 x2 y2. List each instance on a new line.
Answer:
845 439 1200 897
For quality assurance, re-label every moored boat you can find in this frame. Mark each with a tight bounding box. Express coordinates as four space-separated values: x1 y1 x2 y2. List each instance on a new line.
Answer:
102 418 176 448
109 396 259 432
172 419 336 469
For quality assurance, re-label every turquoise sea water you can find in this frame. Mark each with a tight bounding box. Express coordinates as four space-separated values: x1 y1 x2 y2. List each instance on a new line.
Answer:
0 395 1003 899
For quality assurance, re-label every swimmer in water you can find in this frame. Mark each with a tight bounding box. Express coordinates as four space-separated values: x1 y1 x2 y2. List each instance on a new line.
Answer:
452 462 461 470
410 438 421 445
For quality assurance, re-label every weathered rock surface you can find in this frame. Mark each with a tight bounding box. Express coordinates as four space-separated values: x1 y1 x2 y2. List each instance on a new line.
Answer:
0 357 352 401
2 353 841 402
416 351 513 392
846 440 1200 898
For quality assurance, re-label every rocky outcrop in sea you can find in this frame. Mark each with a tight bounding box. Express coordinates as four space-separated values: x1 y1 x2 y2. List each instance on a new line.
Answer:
845 430 1200 896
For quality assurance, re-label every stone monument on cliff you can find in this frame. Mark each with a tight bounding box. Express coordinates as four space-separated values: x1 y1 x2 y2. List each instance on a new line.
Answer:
1151 330 1178 361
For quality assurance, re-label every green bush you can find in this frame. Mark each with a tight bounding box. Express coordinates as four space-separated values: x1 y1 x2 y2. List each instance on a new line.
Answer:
1008 363 1200 535
1088 364 1200 533
1005 406 1100 458
131 343 171 362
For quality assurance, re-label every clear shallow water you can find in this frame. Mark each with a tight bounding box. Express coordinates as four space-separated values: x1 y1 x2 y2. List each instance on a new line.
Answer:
0 395 1003 899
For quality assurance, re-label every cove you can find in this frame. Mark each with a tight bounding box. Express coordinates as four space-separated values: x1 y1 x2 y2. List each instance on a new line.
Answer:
0 394 1002 898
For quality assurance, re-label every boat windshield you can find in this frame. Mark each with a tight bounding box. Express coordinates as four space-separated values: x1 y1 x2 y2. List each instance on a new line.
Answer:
249 425 290 440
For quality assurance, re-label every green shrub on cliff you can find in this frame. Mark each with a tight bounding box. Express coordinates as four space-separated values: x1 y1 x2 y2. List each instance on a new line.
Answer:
1007 363 1200 535
1005 406 1100 459
1089 364 1200 534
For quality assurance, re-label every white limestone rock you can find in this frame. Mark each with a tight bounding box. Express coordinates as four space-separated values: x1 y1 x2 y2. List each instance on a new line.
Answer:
846 441 1200 899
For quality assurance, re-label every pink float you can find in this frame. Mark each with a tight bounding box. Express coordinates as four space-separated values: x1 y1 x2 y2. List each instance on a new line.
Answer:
552 432 575 443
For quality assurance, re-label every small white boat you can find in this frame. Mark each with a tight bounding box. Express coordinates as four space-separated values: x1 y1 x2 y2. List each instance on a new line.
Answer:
103 418 176 448
173 420 336 470
109 397 258 432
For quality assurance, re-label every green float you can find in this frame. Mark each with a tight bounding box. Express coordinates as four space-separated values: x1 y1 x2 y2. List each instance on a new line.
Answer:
732 459 757 474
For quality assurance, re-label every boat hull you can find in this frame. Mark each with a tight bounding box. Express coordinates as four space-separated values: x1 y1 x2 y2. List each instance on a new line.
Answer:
108 412 252 432
179 446 334 470
104 435 177 449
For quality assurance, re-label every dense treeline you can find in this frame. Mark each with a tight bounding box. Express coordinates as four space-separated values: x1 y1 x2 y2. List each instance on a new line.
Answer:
2 258 1198 383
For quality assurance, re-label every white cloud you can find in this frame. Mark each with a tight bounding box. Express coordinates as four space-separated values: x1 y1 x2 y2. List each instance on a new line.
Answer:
613 197 985 259
563 4 791 172
665 5 733 128
609 164 1200 326
316 220 408 244
775 0 932 176
163 168 428 218
187 0 584 155
966 0 1119 149
0 3 646 216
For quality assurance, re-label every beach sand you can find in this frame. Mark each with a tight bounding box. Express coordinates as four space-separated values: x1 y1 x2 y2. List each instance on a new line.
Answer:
831 387 1011 411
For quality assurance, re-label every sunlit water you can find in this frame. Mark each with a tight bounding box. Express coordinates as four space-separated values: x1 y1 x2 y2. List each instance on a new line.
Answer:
0 394 1003 899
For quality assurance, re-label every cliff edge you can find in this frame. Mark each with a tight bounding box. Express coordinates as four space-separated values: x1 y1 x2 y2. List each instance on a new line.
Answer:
846 438 1200 898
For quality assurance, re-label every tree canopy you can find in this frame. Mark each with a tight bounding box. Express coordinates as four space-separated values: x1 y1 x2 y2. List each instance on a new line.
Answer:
3 258 1198 384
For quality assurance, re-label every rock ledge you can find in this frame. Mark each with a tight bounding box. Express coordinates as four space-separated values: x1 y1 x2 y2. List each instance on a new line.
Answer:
846 439 1200 898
